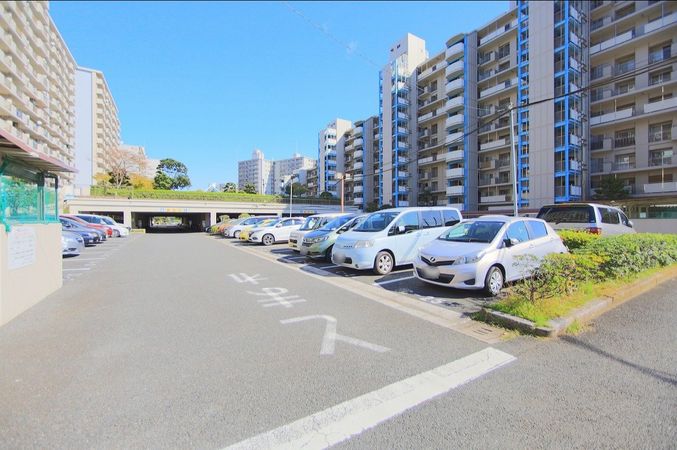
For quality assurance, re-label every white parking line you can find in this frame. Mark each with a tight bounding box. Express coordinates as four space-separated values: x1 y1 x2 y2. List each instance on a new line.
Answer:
63 268 91 271
284 256 306 261
318 264 339 269
224 347 515 450
373 275 416 286
63 257 105 261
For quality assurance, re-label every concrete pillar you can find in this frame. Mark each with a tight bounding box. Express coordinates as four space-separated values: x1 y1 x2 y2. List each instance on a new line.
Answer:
209 211 217 225
123 210 132 228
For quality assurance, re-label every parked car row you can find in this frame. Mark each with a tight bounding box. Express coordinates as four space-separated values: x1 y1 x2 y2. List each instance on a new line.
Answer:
60 213 130 258
207 202 633 296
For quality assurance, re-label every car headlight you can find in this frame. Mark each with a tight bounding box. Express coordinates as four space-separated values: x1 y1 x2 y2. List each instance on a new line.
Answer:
453 254 483 265
354 240 374 249
308 235 329 244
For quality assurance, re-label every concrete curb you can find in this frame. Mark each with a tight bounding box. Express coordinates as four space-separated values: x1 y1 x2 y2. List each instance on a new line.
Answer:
480 265 677 337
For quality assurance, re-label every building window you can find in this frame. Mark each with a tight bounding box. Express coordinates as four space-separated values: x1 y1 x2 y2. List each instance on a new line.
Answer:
649 93 673 103
649 122 672 142
497 43 510 59
614 55 635 76
649 149 673 167
649 41 672 64
649 69 671 86
614 128 635 148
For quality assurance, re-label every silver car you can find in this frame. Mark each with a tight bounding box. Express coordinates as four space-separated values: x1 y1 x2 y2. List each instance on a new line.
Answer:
414 216 567 296
62 231 85 257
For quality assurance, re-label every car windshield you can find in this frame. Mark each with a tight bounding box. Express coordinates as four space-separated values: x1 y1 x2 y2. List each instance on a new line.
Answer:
537 206 595 224
300 216 321 231
320 215 353 231
262 219 281 227
439 221 504 243
101 217 115 225
354 212 399 232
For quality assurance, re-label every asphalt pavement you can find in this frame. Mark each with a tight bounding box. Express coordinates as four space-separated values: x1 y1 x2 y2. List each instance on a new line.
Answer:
0 233 674 449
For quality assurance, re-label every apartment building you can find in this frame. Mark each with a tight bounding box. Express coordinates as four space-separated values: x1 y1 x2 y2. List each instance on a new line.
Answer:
237 149 316 195
340 116 378 208
273 153 316 195
318 118 352 197
74 66 121 194
0 1 76 188
305 166 318 197
378 34 428 207
588 0 677 200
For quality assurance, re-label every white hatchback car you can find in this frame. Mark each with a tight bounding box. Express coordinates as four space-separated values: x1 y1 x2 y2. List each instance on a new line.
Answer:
414 216 567 296
249 217 305 245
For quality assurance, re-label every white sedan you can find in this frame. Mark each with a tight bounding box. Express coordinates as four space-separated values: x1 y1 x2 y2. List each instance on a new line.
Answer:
249 217 305 246
414 216 567 296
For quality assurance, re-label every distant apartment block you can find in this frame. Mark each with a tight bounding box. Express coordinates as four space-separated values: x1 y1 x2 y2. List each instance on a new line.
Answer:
0 1 76 189
238 149 316 195
318 118 352 196
340 116 379 208
74 66 121 194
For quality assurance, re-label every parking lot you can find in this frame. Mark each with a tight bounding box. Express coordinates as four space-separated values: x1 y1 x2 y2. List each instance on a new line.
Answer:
217 235 497 315
62 234 140 283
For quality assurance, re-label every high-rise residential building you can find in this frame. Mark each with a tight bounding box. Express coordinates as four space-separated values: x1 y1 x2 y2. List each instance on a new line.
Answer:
0 1 76 188
274 153 316 195
588 0 676 201
341 116 379 208
379 34 428 207
237 150 316 195
74 66 121 195
318 118 352 196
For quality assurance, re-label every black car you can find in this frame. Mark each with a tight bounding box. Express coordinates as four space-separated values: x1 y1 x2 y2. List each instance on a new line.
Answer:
59 218 101 246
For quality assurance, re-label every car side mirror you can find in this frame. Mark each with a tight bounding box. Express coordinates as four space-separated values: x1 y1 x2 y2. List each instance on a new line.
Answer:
398 225 406 234
627 220 634 228
504 238 519 247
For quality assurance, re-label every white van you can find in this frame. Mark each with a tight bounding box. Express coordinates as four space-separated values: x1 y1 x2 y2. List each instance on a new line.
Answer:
332 207 462 275
537 203 635 235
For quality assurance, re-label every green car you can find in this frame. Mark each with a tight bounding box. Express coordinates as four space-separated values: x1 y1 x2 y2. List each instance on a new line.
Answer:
300 214 367 261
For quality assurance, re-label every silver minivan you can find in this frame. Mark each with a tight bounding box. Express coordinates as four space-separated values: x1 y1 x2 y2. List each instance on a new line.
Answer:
537 203 635 235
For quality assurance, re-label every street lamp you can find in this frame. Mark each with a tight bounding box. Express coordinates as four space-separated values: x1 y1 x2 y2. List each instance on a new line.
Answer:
335 172 351 213
281 174 298 217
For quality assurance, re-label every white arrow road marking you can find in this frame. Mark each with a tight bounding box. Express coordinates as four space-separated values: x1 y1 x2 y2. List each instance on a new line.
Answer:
229 273 267 285
280 315 390 355
224 347 516 450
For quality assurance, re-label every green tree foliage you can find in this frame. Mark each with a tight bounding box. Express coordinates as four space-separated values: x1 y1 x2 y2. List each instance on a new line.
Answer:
593 176 628 200
238 213 251 219
319 191 334 200
242 183 257 194
153 158 191 190
222 182 237 192
365 202 380 212
284 182 308 196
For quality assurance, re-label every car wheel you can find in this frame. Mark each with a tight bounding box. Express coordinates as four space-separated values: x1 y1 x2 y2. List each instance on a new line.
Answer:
373 251 394 275
324 245 334 262
113 230 120 238
262 234 275 246
484 266 504 297
234 230 241 239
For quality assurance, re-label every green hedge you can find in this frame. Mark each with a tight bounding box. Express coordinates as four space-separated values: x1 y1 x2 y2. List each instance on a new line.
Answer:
575 233 677 278
89 187 340 205
557 229 601 251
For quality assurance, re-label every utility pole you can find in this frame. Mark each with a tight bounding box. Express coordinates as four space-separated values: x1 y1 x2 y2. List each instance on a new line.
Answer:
509 103 519 217
290 178 293 218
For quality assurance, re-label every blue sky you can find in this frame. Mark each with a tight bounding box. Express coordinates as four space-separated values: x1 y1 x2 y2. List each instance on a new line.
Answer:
51 1 509 189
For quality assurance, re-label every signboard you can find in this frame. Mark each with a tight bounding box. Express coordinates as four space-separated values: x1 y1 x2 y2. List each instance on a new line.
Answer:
7 226 37 270
162 208 188 213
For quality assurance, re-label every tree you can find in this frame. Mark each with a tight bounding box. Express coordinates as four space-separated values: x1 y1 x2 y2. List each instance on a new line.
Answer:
242 183 257 194
284 182 308 197
593 176 628 200
130 174 154 190
153 158 191 190
418 188 434 206
222 182 237 193
93 172 110 187
238 213 251 219
319 191 334 200
365 202 380 213
108 146 147 190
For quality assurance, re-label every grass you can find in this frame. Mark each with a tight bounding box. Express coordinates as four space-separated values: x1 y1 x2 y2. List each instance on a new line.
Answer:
565 320 584 335
489 265 674 327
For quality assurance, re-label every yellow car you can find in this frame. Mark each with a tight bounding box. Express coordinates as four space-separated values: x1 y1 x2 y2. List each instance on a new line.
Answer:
239 219 276 241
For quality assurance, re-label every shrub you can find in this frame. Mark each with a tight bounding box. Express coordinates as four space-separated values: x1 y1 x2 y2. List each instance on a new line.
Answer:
576 233 677 279
238 213 251 219
557 229 601 251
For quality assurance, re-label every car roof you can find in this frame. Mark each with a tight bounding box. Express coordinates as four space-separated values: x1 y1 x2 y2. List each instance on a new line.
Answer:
307 212 350 218
465 215 546 224
539 203 621 210
378 206 461 213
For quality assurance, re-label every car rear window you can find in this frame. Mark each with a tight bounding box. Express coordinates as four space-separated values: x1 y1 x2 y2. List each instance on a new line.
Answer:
537 206 595 224
600 208 620 224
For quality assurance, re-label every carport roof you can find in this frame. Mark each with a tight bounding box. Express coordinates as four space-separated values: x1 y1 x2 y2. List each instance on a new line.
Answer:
0 128 76 173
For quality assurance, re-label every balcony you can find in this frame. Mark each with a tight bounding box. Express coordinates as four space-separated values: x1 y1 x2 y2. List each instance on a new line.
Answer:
445 132 464 145
354 149 363 159
354 185 363 193
397 126 408 135
480 194 508 203
354 126 363 135
479 78 517 98
480 159 496 170
445 59 464 77
445 78 464 94
397 185 408 193
479 19 517 46
446 96 463 110
480 138 508 151
353 197 364 205
644 12 677 34
445 150 464 161
446 42 463 60
590 107 634 126
644 97 677 114
590 30 634 54
649 157 673 167
397 156 408 164
354 137 364 146
354 162 363 170
613 161 636 171
446 185 464 196
644 182 677 194
417 111 433 123
446 168 463 178
445 114 463 128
